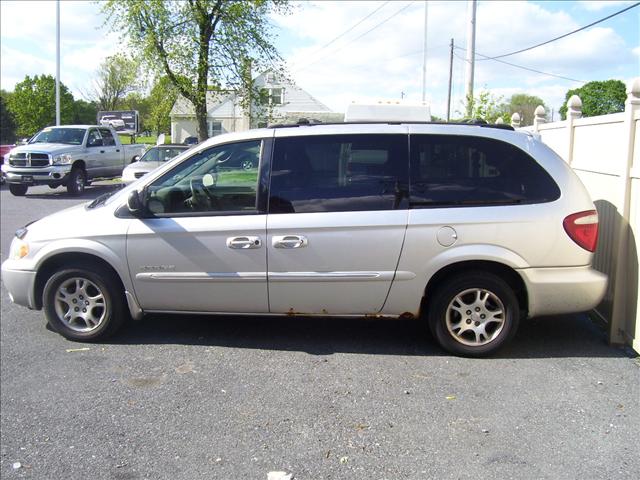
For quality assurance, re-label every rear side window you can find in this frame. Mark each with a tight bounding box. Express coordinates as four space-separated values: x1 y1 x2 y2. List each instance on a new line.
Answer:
98 128 116 146
409 135 560 207
269 134 408 213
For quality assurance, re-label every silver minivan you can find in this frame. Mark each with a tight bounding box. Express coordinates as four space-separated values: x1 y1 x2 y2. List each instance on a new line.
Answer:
1 123 607 356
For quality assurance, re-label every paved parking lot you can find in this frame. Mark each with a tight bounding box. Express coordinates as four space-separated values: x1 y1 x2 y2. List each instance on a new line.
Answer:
1 182 638 480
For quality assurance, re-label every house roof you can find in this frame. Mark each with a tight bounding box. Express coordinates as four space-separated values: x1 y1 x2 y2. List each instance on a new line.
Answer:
170 72 332 117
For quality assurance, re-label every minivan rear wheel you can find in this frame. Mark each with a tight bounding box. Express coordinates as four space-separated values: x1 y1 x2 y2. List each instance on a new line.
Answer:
428 272 519 356
43 264 127 341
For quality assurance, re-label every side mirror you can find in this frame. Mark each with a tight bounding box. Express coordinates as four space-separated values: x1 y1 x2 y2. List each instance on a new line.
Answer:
127 190 144 215
132 155 140 162
88 138 103 148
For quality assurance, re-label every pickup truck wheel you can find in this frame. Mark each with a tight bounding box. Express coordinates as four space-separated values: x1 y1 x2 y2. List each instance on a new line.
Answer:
428 272 519 357
67 168 86 196
9 184 28 196
43 264 127 341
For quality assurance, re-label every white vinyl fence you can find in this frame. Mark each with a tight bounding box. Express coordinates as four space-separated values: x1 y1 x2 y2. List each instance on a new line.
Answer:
519 78 640 353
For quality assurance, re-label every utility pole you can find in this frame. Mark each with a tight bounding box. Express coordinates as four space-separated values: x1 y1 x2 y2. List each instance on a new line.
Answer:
446 38 454 121
421 1 428 103
464 0 477 118
55 0 60 126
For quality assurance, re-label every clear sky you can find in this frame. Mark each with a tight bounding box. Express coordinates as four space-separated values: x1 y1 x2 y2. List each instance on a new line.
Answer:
1 0 638 120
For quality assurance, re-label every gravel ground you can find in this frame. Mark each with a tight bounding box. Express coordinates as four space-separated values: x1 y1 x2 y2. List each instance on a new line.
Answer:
1 182 638 480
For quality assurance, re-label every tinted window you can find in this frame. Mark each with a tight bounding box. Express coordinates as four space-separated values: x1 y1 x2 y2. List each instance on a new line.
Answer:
87 129 101 147
140 147 187 162
98 128 116 146
269 134 408 213
145 140 261 215
409 135 560 207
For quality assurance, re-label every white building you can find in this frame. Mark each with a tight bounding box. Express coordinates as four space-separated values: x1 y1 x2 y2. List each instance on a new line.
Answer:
170 72 342 143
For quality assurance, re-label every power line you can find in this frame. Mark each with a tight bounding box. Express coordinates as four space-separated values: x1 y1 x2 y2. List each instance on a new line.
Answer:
454 46 585 83
297 1 390 63
480 1 640 60
293 1 416 72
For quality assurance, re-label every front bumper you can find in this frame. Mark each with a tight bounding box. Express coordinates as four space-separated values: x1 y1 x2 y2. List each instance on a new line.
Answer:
1 164 71 185
518 265 607 317
1 260 38 309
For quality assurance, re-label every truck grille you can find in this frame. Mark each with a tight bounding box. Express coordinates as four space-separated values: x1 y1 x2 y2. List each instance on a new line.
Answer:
9 153 50 167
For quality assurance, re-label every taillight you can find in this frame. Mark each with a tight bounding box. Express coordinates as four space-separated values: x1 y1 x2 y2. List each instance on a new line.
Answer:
563 210 599 252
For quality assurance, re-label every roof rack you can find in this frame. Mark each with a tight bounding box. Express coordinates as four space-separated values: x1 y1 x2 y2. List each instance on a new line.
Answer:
268 118 515 131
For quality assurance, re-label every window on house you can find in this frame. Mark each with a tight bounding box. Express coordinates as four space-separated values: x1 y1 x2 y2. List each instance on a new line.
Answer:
259 88 284 106
208 120 223 137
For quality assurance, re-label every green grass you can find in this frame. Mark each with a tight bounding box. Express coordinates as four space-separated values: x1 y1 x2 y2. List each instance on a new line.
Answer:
118 135 171 145
216 169 258 186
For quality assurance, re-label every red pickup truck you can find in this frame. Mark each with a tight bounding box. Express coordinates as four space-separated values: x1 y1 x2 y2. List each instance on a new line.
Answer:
0 144 15 184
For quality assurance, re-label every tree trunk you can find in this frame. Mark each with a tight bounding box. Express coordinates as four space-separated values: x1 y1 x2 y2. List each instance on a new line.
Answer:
195 101 208 142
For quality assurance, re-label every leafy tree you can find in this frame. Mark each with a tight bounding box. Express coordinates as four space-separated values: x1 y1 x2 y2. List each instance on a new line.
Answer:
72 99 98 124
121 92 151 132
559 80 626 119
459 90 509 123
9 75 74 137
0 90 17 144
102 0 290 141
87 54 139 111
147 76 178 135
507 93 545 127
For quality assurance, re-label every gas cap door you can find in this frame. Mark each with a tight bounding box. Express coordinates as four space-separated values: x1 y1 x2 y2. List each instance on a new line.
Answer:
437 226 458 247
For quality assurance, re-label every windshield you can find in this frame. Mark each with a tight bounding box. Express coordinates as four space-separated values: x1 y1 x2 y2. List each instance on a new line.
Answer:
140 147 187 162
30 128 86 145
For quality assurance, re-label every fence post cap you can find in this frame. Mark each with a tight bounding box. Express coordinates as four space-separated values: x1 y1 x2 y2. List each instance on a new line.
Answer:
495 117 504 124
534 105 546 116
567 95 582 109
627 77 640 104
511 112 521 122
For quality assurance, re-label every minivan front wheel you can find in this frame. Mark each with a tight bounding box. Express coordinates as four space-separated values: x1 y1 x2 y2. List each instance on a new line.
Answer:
43 264 127 341
428 272 519 356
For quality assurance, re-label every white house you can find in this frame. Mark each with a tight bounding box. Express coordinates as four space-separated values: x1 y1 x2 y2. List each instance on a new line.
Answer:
170 72 342 143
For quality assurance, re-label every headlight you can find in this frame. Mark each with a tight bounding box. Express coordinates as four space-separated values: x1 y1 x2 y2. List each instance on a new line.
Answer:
9 238 29 260
52 154 72 165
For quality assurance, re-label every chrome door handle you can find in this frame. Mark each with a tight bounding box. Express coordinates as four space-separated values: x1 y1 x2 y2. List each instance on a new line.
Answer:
226 236 262 249
272 235 308 249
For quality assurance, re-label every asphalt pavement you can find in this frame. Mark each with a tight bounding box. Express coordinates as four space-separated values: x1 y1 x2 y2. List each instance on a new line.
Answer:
1 182 638 480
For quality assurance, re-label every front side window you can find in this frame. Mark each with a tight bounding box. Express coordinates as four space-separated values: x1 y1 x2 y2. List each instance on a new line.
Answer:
409 135 560 207
144 140 262 215
87 129 102 147
140 147 187 163
269 134 408 213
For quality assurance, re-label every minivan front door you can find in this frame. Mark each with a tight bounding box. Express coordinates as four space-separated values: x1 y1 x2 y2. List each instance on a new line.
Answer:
266 130 410 315
127 139 269 313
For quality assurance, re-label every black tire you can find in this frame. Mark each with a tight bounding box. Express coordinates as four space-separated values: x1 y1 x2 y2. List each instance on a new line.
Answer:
48 183 58 189
427 271 520 357
67 167 86 196
9 183 28 196
43 264 128 342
